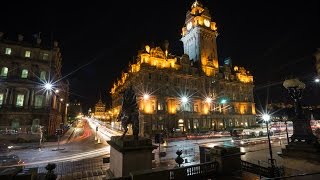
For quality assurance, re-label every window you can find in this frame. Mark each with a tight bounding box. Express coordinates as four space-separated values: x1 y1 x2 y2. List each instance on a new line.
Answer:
34 95 43 108
16 94 24 107
21 69 28 78
40 71 46 80
43 53 49 60
0 67 8 77
5 48 11 55
25 51 31 58
148 73 152 79
0 93 3 105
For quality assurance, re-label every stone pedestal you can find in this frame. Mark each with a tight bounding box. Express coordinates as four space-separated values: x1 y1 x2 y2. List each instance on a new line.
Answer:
279 142 320 161
210 145 244 175
107 136 157 178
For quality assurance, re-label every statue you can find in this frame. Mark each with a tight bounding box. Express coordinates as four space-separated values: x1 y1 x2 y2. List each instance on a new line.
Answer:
117 86 139 140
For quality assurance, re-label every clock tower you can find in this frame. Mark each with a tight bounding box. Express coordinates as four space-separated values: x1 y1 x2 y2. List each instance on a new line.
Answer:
181 1 219 76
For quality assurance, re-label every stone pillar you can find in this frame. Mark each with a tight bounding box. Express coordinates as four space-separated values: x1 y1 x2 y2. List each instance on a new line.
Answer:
107 136 157 178
5 88 9 105
9 88 14 105
28 89 34 107
210 145 243 175
24 89 29 108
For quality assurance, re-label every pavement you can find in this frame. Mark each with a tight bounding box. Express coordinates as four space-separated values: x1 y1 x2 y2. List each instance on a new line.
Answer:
9 126 75 150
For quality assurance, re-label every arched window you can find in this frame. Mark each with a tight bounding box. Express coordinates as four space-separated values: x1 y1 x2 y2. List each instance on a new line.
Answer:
0 67 8 77
21 69 28 78
40 71 46 80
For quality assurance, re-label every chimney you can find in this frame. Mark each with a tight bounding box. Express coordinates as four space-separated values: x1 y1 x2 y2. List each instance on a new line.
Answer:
53 41 58 47
0 32 3 40
18 34 24 41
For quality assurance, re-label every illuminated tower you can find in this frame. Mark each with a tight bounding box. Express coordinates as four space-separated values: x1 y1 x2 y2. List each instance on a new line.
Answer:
181 1 219 76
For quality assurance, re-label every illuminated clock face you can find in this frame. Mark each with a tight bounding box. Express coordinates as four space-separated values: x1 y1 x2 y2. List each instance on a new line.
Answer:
187 22 192 30
204 19 210 27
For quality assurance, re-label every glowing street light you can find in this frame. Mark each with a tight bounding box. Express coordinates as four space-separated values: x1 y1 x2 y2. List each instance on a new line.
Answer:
220 99 227 104
44 83 53 90
143 94 150 100
181 96 188 104
315 77 320 83
205 97 212 103
262 114 270 122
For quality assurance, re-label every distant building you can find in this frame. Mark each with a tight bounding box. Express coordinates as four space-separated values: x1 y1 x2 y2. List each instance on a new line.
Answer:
67 100 82 122
94 98 106 120
109 1 256 137
0 32 69 135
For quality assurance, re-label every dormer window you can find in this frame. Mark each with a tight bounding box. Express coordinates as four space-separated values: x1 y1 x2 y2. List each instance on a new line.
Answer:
5 48 11 55
25 51 31 58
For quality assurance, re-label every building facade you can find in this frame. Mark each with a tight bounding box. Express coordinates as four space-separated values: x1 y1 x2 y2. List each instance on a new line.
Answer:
0 32 69 135
67 100 82 122
94 98 106 120
110 1 256 137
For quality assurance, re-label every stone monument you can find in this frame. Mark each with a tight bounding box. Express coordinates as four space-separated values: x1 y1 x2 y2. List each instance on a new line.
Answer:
107 86 157 177
280 79 320 160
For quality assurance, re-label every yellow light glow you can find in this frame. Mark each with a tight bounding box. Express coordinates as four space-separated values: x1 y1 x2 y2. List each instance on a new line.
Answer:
145 45 150 53
204 19 210 27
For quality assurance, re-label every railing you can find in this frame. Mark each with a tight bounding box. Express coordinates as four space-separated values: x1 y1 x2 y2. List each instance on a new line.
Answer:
126 161 218 180
241 160 284 178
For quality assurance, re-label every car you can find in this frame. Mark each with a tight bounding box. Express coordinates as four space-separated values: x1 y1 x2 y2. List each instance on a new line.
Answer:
0 143 9 152
0 154 24 166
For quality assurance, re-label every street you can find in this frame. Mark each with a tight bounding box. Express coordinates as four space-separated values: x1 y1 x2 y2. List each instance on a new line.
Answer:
2 117 314 178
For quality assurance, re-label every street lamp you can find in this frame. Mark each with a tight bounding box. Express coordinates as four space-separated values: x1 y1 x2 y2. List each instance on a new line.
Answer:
44 83 53 91
180 96 189 132
282 116 290 144
262 113 276 171
283 78 317 143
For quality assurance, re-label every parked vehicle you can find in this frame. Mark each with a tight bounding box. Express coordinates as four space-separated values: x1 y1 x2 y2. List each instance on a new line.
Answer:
0 154 24 166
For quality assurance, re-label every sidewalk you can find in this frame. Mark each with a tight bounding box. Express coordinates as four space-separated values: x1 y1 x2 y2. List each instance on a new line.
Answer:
11 127 75 150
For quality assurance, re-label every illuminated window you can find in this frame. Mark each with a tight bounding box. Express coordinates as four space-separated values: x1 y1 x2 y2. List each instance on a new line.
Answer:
16 94 24 107
0 93 3 105
25 50 31 58
40 71 46 80
43 53 49 60
35 95 44 108
5 48 11 55
21 69 28 78
187 22 192 30
0 67 8 77
204 19 210 27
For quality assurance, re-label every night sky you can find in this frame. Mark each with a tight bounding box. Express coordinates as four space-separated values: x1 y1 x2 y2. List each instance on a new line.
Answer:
1 0 320 112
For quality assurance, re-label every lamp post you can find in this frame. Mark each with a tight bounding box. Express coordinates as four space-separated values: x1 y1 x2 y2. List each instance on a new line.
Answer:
262 114 276 172
283 78 317 143
283 116 290 144
181 96 188 132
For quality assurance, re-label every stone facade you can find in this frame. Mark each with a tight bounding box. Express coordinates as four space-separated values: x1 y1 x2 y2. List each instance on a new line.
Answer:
109 1 256 137
0 32 68 135
94 98 106 120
